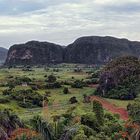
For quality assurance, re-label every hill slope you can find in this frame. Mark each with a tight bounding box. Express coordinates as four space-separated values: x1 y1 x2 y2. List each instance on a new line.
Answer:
0 47 8 64
5 41 64 66
5 36 140 65
64 36 140 64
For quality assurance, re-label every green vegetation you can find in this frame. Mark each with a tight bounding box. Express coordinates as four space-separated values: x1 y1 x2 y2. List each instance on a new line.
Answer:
0 63 139 139
96 56 140 100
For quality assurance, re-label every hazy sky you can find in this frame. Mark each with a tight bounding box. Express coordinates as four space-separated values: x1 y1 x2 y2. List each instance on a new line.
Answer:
0 0 140 48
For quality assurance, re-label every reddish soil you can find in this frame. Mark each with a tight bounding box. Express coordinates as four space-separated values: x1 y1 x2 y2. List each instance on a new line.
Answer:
90 96 129 120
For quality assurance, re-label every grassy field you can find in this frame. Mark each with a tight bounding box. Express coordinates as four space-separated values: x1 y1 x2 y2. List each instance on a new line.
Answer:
0 65 95 121
0 64 133 121
106 98 134 108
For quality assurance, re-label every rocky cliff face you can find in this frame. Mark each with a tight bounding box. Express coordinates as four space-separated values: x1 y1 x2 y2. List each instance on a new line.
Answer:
64 36 140 64
0 47 8 64
5 41 64 65
5 36 140 66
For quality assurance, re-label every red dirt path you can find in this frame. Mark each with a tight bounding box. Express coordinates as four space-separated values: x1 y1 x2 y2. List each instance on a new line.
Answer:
90 96 129 120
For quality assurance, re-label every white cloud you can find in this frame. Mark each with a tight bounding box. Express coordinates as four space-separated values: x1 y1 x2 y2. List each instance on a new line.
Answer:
0 0 140 48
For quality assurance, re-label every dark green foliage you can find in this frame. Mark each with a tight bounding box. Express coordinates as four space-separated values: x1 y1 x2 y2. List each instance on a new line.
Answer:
71 80 84 88
2 89 12 95
7 81 15 90
6 89 46 108
69 97 78 104
45 75 61 89
127 99 140 124
91 71 100 78
15 76 32 84
96 56 140 100
81 112 101 132
85 78 99 85
93 100 104 125
0 98 10 104
46 75 57 83
46 82 61 89
63 87 69 94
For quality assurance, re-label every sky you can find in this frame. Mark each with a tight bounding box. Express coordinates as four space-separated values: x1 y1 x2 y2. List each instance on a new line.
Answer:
0 0 140 48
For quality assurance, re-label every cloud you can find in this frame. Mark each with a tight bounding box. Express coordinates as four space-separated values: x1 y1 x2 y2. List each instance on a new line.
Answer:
0 0 140 48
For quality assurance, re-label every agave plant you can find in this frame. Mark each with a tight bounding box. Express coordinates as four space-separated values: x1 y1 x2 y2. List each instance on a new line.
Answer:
128 122 140 140
0 109 24 140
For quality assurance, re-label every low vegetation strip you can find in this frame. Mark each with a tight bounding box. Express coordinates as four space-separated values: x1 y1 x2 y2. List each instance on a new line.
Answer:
90 96 129 120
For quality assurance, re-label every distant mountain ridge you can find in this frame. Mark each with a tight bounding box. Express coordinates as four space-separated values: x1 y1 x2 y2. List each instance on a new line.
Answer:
0 47 8 64
5 36 140 65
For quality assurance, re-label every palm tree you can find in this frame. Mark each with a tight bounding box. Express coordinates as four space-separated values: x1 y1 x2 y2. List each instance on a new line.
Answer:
0 109 24 140
123 121 140 140
30 115 54 140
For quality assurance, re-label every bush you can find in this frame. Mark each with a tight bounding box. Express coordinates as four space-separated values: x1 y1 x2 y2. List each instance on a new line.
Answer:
71 80 84 88
127 99 140 123
31 85 38 90
15 76 32 84
91 71 100 79
18 101 35 108
9 89 45 108
93 100 104 125
46 75 57 83
0 98 10 104
46 82 61 89
96 56 140 100
63 87 69 94
81 113 100 132
69 97 78 104
3 89 11 95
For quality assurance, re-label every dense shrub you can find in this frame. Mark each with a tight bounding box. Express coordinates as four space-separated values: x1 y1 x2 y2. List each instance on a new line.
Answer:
93 100 104 125
81 113 100 132
46 82 61 89
63 87 69 94
3 89 11 95
69 97 78 104
8 89 46 108
71 80 84 88
127 99 140 123
46 75 57 83
96 56 140 100
0 98 10 104
15 76 32 84
91 71 100 78
85 78 99 85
